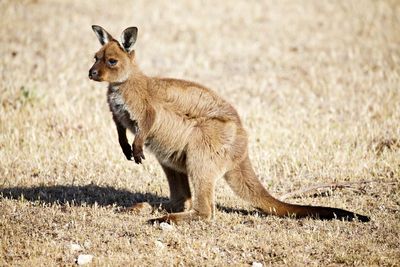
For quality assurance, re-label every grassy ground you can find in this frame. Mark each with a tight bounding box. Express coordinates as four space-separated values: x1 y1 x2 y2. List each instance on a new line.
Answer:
1 0 399 266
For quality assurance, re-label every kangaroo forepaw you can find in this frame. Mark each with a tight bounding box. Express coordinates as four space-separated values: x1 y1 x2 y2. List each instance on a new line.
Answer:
132 145 145 164
122 145 133 161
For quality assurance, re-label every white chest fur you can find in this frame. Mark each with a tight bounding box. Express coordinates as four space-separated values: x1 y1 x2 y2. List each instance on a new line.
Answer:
107 85 138 134
108 86 127 117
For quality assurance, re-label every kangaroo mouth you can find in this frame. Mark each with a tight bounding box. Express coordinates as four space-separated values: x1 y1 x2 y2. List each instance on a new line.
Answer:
88 73 102 82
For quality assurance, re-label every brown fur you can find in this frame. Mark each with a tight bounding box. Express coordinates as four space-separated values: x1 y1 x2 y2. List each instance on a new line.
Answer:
89 26 370 223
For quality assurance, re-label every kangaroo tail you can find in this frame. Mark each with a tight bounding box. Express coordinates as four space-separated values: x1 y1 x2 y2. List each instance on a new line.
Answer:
224 156 370 222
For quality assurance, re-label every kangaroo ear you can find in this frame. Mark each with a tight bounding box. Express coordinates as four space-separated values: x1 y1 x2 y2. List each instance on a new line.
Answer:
120 27 138 52
92 25 113 45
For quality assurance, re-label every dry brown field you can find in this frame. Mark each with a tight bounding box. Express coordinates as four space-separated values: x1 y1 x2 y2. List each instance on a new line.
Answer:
1 0 399 266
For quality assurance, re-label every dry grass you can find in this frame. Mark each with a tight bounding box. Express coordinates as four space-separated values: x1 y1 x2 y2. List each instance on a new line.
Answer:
1 0 399 266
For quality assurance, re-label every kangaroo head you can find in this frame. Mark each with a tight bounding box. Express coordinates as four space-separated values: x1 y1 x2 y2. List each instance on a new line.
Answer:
89 25 138 83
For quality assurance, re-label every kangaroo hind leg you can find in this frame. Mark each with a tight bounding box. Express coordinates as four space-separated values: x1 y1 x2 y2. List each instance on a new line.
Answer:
149 148 225 224
160 164 192 212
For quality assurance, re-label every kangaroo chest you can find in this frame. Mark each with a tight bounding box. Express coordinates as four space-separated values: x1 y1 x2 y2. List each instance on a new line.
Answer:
107 86 138 134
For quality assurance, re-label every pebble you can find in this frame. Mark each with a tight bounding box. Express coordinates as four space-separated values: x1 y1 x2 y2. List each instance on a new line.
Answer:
252 262 263 267
159 222 174 231
76 254 93 265
69 243 83 252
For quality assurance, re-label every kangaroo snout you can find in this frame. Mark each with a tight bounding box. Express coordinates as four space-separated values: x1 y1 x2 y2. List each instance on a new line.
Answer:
88 68 99 80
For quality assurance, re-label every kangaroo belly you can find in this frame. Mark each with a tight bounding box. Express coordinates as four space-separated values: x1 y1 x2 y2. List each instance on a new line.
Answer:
144 135 188 173
144 108 196 172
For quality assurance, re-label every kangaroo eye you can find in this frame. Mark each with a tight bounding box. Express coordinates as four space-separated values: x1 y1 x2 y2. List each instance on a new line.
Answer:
107 59 118 66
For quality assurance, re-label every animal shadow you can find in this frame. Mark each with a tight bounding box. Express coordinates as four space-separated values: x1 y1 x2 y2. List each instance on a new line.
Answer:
0 184 167 208
0 184 264 217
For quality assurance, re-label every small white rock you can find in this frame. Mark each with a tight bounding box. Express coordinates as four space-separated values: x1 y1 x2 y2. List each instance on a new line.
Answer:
159 222 174 231
154 240 165 250
69 243 83 252
76 254 93 265
252 261 263 267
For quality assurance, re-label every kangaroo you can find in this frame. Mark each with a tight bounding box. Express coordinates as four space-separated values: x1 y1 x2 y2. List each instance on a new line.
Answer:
88 25 370 223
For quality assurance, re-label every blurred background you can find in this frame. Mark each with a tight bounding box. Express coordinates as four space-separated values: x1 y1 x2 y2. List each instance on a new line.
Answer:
1 0 398 187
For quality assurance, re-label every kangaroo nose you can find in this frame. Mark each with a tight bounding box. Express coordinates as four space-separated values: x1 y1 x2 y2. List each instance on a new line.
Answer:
89 68 98 79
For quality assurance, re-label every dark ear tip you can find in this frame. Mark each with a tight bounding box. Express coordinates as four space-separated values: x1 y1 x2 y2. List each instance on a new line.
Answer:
126 26 138 33
92 25 100 30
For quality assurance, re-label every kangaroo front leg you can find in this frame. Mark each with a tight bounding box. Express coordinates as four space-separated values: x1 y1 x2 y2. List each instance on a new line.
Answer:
113 116 132 161
132 106 155 164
